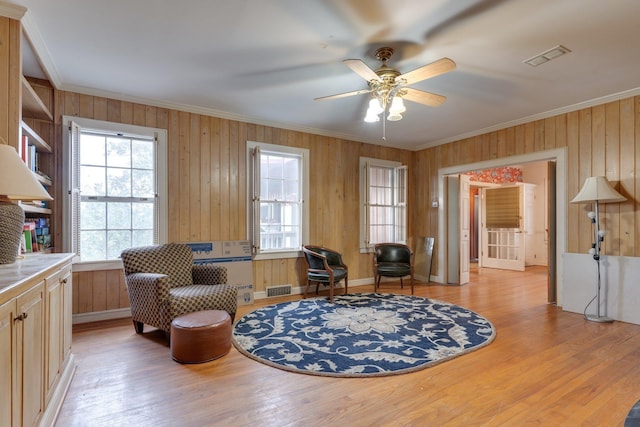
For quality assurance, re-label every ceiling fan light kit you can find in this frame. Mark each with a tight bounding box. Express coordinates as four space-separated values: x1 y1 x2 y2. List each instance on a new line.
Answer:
315 47 456 139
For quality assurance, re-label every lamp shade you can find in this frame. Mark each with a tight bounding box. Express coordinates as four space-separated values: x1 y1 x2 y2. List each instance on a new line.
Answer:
0 144 53 201
0 143 53 264
571 176 626 204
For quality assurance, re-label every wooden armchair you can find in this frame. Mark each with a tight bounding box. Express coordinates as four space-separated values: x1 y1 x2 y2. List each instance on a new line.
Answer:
120 243 237 335
302 245 348 303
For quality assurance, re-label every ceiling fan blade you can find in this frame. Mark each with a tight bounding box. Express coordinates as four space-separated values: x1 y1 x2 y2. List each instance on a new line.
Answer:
402 88 447 107
314 88 372 101
397 58 456 86
344 59 381 82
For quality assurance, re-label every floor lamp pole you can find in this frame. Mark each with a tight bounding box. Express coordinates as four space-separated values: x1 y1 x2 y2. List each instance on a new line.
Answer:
587 200 613 323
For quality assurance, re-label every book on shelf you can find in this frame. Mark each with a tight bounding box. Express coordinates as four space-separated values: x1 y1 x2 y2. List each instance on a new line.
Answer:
29 145 37 172
22 222 35 253
24 217 52 251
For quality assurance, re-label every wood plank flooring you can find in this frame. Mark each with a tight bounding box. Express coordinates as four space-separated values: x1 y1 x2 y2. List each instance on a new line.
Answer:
56 266 640 426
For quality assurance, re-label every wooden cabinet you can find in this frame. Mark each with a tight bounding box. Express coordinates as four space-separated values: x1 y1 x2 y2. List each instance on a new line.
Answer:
0 280 45 427
44 264 72 403
0 254 75 427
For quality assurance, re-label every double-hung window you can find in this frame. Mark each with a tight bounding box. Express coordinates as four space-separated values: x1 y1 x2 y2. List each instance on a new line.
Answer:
360 157 408 251
247 141 308 259
64 117 167 263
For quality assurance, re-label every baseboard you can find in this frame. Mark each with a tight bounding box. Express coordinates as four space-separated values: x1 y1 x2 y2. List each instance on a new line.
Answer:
73 308 131 324
72 279 425 322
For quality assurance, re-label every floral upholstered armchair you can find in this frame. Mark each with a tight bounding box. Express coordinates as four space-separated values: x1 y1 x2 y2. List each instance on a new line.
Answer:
120 243 237 335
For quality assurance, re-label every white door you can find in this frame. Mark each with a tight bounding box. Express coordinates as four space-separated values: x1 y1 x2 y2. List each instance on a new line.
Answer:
481 185 526 271
446 175 470 284
459 174 470 284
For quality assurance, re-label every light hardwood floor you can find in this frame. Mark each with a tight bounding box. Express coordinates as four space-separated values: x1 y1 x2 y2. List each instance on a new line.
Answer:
56 266 640 426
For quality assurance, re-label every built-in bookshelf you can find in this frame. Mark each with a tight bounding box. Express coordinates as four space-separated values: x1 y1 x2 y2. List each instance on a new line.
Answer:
20 75 55 251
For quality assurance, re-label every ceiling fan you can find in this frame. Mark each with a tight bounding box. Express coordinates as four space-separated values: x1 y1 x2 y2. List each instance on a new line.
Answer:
316 47 456 137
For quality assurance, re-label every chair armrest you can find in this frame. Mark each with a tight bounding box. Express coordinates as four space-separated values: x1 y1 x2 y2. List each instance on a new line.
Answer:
192 264 228 285
125 272 171 301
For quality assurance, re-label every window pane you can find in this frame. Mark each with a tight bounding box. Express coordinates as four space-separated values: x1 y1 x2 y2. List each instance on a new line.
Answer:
80 134 105 166
81 166 106 196
81 201 106 229
107 230 131 259
132 169 154 197
107 202 131 229
106 137 131 168
132 229 154 247
132 202 154 229
266 178 283 200
132 139 154 169
80 230 106 261
107 168 131 197
283 158 298 180
284 180 298 201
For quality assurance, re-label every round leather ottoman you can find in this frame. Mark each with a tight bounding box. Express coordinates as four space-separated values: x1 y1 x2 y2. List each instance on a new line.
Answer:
170 310 231 363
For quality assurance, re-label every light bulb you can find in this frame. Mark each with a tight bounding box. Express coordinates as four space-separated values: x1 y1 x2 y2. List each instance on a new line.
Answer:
364 110 380 123
368 98 383 115
598 230 606 238
387 112 403 121
588 248 596 255
587 211 596 219
389 96 406 114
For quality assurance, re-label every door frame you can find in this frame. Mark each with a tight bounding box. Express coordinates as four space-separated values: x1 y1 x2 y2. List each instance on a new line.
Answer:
435 148 567 306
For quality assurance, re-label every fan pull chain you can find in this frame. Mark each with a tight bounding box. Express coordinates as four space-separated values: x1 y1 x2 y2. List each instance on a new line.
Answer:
383 109 387 140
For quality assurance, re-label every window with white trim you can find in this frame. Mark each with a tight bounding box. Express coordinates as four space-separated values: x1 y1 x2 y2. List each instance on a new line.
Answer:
360 157 408 251
247 141 308 258
63 117 167 262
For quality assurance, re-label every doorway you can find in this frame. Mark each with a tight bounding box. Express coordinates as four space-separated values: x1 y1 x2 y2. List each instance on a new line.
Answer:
436 148 567 306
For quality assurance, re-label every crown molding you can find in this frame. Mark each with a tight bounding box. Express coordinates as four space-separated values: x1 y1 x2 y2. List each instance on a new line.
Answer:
0 1 25 20
58 82 384 146
415 86 640 151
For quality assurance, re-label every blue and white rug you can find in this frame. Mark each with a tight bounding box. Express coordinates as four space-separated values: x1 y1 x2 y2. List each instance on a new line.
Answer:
232 293 496 377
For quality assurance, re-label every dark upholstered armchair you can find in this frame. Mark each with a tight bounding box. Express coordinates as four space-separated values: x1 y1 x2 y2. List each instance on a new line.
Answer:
302 245 348 303
120 243 237 335
373 243 414 294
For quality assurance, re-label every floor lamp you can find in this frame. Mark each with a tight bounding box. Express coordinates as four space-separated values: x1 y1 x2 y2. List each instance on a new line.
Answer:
570 176 626 323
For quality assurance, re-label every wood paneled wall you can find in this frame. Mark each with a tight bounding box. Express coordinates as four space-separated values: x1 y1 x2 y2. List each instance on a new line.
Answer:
0 16 21 147
413 96 639 276
56 91 413 314
54 89 638 315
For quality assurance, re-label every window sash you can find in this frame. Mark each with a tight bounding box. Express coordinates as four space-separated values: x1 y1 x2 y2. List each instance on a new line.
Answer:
249 143 306 256
66 119 162 261
361 159 408 250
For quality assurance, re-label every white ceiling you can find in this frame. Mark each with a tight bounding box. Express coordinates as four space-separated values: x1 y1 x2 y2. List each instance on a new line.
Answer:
10 0 640 151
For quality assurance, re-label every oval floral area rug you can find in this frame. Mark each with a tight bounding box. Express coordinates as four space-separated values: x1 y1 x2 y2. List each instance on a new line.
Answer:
232 293 496 377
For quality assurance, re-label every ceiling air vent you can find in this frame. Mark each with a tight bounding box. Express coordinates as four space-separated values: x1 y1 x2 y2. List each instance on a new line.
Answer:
524 45 571 67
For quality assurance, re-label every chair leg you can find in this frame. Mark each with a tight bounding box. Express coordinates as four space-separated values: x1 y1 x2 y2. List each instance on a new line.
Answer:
133 320 144 334
344 277 348 296
410 275 414 294
304 280 311 299
375 275 381 292
329 280 334 303
400 277 404 289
